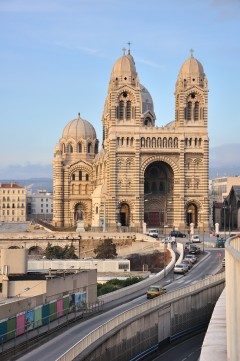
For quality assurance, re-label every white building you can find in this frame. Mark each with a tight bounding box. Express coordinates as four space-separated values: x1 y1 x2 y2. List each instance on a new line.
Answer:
27 190 53 221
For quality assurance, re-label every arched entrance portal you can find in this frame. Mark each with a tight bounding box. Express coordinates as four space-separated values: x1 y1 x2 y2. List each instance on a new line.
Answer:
74 203 84 224
119 203 130 227
186 204 198 227
144 161 174 227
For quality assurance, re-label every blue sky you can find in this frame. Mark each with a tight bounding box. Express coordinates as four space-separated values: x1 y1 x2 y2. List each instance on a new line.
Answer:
0 0 240 178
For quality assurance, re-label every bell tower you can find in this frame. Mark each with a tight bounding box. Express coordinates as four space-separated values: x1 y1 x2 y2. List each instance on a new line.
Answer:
175 49 208 128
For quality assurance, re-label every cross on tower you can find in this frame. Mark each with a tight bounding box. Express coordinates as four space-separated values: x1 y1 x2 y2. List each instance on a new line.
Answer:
127 41 132 51
190 48 194 57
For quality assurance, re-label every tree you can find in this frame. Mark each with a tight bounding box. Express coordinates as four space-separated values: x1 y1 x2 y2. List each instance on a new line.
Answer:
94 238 118 259
63 243 78 259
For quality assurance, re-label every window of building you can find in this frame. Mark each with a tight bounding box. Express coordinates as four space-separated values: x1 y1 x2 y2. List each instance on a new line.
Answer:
77 143 82 152
86 174 89 181
118 263 129 270
126 101 131 120
72 174 75 181
119 100 124 120
87 143 92 153
96 206 98 214
79 171 82 181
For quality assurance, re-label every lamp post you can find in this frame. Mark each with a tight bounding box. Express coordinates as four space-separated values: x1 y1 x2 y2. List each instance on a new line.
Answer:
78 235 81 259
223 198 226 240
228 204 231 237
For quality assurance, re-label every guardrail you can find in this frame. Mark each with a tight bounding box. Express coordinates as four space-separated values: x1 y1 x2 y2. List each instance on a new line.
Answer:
57 272 225 361
225 236 240 361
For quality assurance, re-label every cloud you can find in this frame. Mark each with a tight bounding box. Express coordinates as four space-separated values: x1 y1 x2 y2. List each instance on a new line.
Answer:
0 163 53 180
210 0 240 20
136 57 165 69
54 41 105 57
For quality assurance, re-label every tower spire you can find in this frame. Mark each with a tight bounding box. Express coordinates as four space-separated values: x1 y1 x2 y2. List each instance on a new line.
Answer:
190 48 194 58
127 41 132 54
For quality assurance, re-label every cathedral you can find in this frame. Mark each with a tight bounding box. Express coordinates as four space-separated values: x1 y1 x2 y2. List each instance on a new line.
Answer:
53 49 209 233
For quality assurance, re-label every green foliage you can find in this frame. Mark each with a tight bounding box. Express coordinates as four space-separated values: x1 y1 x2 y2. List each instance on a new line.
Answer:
97 277 143 296
45 242 77 259
94 238 118 259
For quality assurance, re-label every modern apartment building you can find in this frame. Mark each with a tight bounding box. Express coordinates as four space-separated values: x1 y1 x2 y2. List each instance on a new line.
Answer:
0 183 26 222
27 190 53 221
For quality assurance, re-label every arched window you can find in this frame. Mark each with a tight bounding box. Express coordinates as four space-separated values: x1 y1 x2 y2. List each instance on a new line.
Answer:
72 174 75 181
144 117 152 126
187 102 192 120
174 137 178 148
194 102 199 120
96 206 98 214
62 143 65 153
130 137 134 146
119 101 124 120
94 143 98 154
68 144 73 153
141 137 145 147
152 137 156 148
77 143 82 152
79 171 82 181
86 174 89 181
126 137 129 146
157 137 162 148
146 137 151 148
87 143 91 153
168 137 173 148
126 101 131 120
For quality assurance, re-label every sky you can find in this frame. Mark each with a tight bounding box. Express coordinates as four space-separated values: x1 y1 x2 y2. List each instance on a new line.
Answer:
0 0 240 179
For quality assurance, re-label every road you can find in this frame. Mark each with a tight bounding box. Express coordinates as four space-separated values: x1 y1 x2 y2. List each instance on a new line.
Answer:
16 247 225 361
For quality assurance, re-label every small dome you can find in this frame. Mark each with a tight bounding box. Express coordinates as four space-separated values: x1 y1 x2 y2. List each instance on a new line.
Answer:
111 49 137 81
178 55 205 81
140 84 154 114
62 113 96 141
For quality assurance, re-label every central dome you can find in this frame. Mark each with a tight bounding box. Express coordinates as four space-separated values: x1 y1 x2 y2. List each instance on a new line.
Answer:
62 113 96 141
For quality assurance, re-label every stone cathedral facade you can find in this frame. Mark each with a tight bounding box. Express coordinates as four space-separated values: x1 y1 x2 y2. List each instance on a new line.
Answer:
53 49 209 232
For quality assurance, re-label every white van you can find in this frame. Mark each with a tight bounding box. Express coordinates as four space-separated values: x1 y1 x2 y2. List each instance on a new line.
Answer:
148 229 158 238
191 234 200 243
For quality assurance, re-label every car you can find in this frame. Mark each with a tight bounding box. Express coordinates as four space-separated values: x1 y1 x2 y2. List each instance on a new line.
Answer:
147 285 166 299
184 241 193 250
148 229 159 238
216 238 226 248
173 264 186 274
188 245 201 254
169 231 186 238
182 259 193 270
184 254 197 263
191 234 201 243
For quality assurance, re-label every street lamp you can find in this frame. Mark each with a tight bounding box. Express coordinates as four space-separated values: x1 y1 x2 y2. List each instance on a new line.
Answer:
228 204 231 237
78 235 81 259
223 198 227 240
